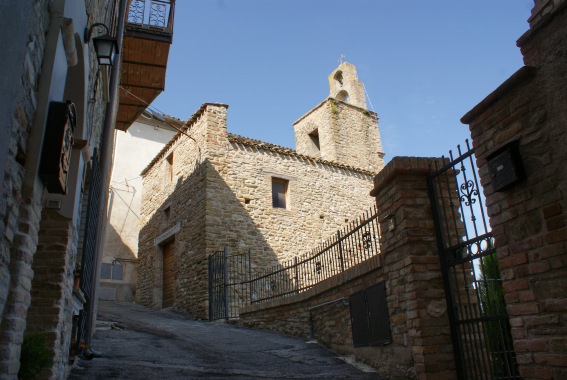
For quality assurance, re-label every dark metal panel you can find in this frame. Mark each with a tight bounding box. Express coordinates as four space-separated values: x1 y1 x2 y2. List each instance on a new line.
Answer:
367 282 391 345
349 290 370 347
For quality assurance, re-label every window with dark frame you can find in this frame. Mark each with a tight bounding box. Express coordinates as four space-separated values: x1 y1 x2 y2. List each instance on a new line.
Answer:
272 178 288 209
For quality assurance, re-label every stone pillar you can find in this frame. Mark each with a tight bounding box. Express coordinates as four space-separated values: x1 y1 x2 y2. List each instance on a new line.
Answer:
371 157 456 380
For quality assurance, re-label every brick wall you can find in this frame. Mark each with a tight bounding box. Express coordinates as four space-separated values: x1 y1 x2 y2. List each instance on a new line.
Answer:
461 4 567 379
238 157 456 380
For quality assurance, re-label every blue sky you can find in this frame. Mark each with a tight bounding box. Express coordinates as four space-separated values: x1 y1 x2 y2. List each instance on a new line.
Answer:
150 1 534 160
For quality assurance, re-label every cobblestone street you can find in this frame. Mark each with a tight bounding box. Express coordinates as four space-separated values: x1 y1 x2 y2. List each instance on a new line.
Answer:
69 302 380 379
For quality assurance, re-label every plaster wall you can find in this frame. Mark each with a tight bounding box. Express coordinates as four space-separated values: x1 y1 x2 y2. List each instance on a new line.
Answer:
100 119 177 301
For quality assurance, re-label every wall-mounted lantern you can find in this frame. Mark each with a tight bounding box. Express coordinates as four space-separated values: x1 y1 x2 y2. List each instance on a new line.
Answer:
84 23 118 66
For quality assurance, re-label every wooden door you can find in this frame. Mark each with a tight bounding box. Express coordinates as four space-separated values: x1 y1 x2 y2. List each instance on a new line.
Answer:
162 242 175 308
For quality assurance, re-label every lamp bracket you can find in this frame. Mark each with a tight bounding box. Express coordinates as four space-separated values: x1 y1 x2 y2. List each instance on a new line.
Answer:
84 23 110 43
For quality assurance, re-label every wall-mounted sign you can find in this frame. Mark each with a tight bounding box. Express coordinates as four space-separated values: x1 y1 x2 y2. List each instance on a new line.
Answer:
39 101 76 194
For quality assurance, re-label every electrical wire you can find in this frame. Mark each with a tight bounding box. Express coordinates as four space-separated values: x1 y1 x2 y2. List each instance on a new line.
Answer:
362 82 376 112
109 185 140 220
119 85 197 142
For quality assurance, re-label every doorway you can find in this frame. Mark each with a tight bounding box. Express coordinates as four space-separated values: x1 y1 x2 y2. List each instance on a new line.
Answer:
162 241 175 308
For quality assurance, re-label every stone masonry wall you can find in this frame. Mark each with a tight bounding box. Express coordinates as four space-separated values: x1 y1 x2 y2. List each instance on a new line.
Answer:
139 103 378 319
0 0 112 377
294 99 384 173
462 4 567 379
0 1 51 377
238 157 455 380
138 105 212 315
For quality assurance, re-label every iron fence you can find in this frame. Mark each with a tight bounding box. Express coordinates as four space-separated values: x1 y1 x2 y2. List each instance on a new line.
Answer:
250 206 380 303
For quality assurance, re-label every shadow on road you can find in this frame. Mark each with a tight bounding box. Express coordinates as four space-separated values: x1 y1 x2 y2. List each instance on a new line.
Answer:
69 301 381 379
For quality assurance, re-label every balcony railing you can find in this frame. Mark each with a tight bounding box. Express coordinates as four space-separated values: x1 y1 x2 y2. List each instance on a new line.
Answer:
127 0 175 34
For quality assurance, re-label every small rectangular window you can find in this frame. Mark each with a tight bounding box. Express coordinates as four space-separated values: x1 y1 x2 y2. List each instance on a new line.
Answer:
100 263 112 279
309 129 320 153
166 152 174 182
100 263 123 281
164 206 171 222
272 178 288 209
111 264 123 281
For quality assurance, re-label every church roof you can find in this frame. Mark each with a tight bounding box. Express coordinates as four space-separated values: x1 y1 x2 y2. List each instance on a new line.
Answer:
141 102 377 177
228 134 376 176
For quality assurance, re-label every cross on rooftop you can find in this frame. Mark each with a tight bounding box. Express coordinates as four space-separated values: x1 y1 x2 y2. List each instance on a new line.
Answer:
338 54 346 64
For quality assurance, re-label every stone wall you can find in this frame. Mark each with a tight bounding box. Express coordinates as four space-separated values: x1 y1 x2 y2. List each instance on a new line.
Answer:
0 0 113 377
138 104 213 314
138 103 378 319
461 4 567 379
294 99 384 173
238 157 455 380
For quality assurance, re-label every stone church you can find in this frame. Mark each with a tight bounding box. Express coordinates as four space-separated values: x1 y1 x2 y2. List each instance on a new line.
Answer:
137 62 385 319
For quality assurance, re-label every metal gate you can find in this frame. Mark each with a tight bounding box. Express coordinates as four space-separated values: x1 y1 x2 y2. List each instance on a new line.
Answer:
428 141 519 380
208 248 251 321
73 153 102 355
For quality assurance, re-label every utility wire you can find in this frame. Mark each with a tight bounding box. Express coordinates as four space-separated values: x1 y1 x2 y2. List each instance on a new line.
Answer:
119 85 197 142
109 185 140 220
362 82 376 112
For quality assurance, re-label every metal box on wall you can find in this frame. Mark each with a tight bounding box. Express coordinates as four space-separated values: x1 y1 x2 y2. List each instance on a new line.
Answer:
39 101 76 194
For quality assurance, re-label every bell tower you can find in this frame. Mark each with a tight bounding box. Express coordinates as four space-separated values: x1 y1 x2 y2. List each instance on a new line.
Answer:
328 61 367 109
293 61 385 173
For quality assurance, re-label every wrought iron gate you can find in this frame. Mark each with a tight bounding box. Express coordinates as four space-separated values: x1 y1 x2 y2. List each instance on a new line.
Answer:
74 153 102 355
208 248 251 321
428 141 519 380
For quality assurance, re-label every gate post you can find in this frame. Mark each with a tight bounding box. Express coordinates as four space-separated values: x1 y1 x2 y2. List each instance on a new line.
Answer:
370 157 456 379
223 246 229 321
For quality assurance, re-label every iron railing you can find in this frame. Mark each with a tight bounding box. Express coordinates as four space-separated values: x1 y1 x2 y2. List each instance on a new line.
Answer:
127 0 175 33
429 140 519 380
74 153 102 355
209 249 251 321
250 206 380 303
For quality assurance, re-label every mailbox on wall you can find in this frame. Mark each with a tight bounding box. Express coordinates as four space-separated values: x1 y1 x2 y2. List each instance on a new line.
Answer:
486 140 525 192
39 101 76 194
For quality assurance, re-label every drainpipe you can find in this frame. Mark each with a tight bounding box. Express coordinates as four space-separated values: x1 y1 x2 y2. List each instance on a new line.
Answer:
87 0 128 341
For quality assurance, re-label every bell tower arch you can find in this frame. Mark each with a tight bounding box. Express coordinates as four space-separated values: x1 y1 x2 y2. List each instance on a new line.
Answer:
328 62 366 109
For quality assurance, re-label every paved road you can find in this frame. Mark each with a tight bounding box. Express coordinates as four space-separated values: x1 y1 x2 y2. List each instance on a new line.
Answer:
69 301 381 379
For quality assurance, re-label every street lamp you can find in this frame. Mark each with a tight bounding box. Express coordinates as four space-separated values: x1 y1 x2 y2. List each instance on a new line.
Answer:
84 23 118 66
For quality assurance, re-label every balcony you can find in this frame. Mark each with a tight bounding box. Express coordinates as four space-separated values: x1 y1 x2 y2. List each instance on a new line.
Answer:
117 0 175 131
